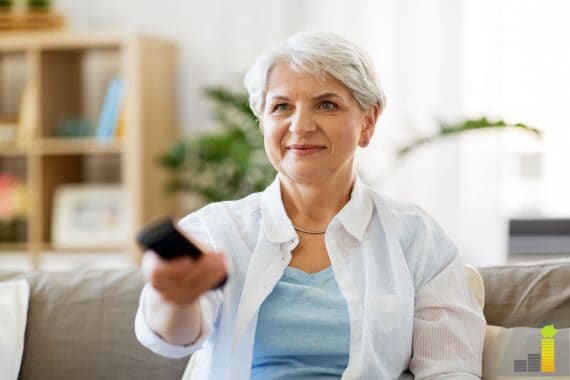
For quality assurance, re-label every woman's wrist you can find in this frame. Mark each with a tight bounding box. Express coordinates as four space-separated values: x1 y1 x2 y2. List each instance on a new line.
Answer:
144 284 202 346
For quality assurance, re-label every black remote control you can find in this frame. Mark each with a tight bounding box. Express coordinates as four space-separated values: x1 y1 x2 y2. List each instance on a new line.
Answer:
137 218 227 288
137 218 203 260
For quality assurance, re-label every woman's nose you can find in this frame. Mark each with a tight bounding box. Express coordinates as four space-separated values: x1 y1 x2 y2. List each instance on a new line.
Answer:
288 108 317 135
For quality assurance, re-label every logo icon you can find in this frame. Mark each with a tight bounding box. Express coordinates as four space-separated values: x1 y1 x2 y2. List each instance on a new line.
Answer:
513 324 557 373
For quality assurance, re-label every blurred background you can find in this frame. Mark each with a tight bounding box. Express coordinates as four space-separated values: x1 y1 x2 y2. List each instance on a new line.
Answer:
1 0 569 270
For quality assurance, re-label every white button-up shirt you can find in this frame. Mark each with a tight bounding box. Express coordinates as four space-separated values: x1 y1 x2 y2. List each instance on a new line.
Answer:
135 175 485 379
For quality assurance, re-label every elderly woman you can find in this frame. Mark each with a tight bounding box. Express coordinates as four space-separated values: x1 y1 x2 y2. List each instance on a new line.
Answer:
135 32 485 379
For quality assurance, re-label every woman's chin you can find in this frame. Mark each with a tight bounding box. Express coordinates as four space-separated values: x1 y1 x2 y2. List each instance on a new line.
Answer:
280 167 339 185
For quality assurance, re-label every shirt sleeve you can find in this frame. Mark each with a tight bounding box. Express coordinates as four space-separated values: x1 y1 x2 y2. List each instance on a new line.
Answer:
407 212 486 379
134 284 222 358
134 212 224 359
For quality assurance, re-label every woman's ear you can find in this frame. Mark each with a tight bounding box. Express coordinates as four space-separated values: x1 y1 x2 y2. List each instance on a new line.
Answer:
359 104 380 147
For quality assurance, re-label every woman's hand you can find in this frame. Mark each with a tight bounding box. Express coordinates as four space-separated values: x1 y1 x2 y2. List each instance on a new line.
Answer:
142 250 227 305
140 250 227 346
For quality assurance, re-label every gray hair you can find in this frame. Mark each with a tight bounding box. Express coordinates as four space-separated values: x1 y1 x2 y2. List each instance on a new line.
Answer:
244 31 386 118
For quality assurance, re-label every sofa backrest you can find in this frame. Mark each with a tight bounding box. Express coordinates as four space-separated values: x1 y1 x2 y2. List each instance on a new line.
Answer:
478 261 570 328
1 261 569 379
0 270 187 380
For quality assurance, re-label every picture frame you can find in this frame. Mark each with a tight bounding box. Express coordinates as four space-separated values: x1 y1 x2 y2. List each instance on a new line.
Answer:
51 185 129 248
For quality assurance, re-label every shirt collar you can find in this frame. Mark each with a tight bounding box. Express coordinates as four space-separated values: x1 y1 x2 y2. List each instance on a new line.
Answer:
259 173 374 243
259 175 297 243
334 174 374 242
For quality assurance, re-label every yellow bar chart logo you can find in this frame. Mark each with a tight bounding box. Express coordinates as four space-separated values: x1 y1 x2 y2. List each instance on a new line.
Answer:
512 324 558 374
541 324 556 373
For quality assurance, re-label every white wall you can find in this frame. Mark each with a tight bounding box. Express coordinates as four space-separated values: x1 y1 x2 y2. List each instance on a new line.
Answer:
52 0 570 267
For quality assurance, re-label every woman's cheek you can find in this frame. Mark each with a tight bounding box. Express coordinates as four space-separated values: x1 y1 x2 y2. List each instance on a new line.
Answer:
262 132 282 169
332 123 358 148
266 125 285 154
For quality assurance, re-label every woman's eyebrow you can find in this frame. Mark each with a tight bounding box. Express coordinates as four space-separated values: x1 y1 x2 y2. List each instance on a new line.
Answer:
267 95 291 102
312 92 343 101
267 93 343 102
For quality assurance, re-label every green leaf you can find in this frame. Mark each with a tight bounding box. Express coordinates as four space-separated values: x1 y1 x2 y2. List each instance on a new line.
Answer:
398 118 541 157
157 141 188 170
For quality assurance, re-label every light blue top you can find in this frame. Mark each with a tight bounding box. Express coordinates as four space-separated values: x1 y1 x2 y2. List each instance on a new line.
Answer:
251 265 350 379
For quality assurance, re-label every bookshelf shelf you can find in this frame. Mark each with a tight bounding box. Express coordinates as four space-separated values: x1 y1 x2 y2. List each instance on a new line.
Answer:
33 138 123 155
0 242 29 253
0 31 178 268
0 142 28 156
40 243 127 254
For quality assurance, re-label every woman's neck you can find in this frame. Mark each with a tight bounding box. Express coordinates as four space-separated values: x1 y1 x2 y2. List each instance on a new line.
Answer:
279 171 354 231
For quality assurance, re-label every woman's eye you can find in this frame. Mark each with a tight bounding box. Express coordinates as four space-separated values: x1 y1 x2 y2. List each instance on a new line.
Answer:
273 103 291 112
319 101 337 110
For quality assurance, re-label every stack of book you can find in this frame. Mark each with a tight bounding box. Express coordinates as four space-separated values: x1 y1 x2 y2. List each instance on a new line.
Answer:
7 77 126 143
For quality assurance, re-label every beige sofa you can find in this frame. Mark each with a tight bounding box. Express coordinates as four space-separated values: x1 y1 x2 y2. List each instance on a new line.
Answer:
1 261 569 379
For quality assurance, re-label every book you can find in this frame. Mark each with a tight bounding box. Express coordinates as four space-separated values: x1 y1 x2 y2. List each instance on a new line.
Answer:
17 82 38 145
96 76 124 141
0 173 27 220
114 96 129 140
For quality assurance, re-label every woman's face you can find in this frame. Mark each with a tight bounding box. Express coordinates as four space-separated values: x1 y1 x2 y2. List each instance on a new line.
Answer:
260 62 378 185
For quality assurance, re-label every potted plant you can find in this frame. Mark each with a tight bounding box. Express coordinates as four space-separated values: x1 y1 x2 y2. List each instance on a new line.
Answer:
158 87 275 206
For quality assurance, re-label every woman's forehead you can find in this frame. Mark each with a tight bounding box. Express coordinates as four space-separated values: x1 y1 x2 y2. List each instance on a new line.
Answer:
265 63 350 99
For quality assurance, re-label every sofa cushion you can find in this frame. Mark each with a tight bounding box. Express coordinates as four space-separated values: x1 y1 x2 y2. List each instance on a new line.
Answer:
478 261 570 328
0 270 188 380
0 279 29 380
483 325 569 379
464 265 485 309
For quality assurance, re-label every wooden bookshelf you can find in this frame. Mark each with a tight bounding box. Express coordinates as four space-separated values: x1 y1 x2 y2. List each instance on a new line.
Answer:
0 31 178 268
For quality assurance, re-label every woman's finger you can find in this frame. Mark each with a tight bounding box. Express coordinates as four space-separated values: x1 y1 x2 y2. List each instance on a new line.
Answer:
150 258 193 292
145 250 226 303
152 253 227 304
179 253 227 299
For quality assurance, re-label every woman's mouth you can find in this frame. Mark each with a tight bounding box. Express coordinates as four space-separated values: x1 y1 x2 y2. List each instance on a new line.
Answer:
286 144 326 156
